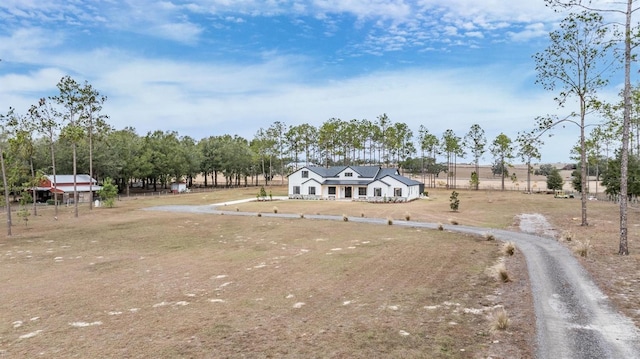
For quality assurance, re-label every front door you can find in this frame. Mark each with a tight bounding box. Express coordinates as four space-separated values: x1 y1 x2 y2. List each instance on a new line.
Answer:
345 186 352 198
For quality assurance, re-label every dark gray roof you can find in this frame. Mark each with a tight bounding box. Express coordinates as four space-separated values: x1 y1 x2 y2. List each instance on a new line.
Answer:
304 166 399 180
377 174 423 186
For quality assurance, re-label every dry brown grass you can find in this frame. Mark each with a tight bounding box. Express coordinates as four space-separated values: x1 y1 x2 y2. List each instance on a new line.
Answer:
0 190 516 358
502 241 516 256
491 262 511 283
490 308 510 331
2 185 638 358
575 240 591 257
560 230 574 242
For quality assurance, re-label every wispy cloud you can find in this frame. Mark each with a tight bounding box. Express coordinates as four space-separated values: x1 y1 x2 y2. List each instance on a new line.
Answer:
0 27 65 64
508 23 552 42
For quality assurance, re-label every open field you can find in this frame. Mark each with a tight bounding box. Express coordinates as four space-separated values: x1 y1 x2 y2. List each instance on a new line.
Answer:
1 186 638 358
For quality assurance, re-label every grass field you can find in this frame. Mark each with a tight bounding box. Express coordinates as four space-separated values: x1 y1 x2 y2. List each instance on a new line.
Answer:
0 186 637 358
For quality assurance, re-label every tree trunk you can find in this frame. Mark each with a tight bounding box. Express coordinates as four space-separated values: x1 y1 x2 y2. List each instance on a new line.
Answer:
501 155 505 191
619 0 632 255
50 140 58 217
73 143 78 218
1 146 12 236
88 121 93 210
30 158 37 216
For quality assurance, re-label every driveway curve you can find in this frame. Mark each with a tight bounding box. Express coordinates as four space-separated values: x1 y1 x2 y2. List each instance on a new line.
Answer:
146 202 640 359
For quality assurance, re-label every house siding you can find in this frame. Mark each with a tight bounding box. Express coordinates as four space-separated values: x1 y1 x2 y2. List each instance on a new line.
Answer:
288 166 421 202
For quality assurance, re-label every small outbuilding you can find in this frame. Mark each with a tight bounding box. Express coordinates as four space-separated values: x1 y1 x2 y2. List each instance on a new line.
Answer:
170 182 188 193
35 174 102 204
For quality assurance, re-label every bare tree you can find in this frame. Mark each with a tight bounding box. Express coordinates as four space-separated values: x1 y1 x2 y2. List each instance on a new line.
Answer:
464 124 487 190
28 98 60 217
79 82 108 209
490 133 515 191
441 129 464 189
533 10 615 227
545 0 639 256
516 131 543 194
0 108 15 236
51 76 84 218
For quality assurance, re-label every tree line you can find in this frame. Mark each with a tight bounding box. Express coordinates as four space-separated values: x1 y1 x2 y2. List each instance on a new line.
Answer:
3 75 639 206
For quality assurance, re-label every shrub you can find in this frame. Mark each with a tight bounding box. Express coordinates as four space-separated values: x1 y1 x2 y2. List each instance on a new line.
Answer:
257 212 262 217
404 212 411 221
46 199 55 205
484 232 496 241
493 262 511 282
449 218 459 225
300 213 304 218
575 240 591 257
258 186 267 200
449 191 460 211
502 241 516 256
437 223 444 231
387 218 393 225
490 308 510 331
235 207 239 212
361 212 365 217
97 177 118 208
343 214 349 222
273 206 278 214
560 230 573 242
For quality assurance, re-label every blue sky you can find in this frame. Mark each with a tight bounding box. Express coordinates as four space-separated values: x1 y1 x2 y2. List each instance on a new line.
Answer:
0 0 628 164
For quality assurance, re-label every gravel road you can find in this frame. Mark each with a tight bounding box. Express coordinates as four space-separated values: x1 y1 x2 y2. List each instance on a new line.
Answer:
146 203 640 358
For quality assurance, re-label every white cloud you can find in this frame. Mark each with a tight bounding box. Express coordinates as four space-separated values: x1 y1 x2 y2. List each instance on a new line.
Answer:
33 52 558 160
312 0 412 22
151 22 204 44
0 48 576 162
465 31 484 39
0 27 65 64
508 23 550 42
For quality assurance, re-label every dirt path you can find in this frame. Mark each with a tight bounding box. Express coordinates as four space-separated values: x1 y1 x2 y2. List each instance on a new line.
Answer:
146 205 640 358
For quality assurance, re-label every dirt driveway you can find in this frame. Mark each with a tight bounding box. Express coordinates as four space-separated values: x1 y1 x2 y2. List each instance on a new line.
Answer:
147 204 640 358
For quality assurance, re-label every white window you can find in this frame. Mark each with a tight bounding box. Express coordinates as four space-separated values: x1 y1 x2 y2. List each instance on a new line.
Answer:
344 172 353 177
302 171 309 178
308 187 316 195
394 188 402 197
328 187 336 195
374 188 382 196
358 187 367 196
293 186 300 194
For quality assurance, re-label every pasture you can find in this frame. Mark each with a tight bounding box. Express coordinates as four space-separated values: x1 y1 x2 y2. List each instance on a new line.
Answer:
0 187 637 358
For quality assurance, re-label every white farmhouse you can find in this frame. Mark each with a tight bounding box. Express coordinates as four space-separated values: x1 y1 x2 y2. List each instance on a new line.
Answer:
288 166 423 202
